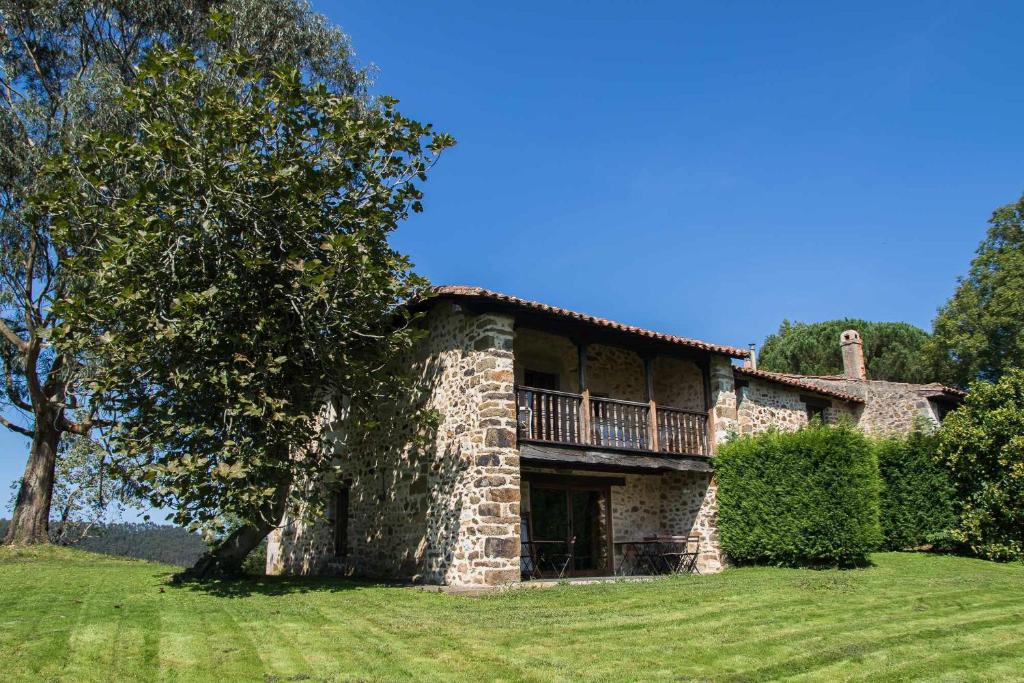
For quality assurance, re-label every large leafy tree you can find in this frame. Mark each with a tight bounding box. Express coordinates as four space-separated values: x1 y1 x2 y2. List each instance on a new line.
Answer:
929 194 1024 388
0 0 366 545
758 319 936 383
937 369 1024 561
44 37 453 576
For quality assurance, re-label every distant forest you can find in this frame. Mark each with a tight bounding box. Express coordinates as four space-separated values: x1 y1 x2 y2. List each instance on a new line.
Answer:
0 519 208 567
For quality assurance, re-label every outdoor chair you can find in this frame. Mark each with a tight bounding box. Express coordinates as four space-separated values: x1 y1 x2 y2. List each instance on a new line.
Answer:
520 540 542 580
540 536 576 579
649 533 701 575
520 512 542 580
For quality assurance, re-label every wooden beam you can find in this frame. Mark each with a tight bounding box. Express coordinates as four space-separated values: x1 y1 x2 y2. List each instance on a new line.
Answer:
648 399 659 453
643 356 654 402
577 341 588 392
701 359 714 455
644 356 658 452
522 472 627 488
580 388 592 445
519 442 714 473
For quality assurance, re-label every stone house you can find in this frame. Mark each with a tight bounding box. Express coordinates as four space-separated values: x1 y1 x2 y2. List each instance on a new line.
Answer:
266 286 962 586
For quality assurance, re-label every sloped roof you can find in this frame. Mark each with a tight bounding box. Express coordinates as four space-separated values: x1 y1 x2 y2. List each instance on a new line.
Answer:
772 372 966 400
915 383 967 398
733 366 864 403
430 285 750 358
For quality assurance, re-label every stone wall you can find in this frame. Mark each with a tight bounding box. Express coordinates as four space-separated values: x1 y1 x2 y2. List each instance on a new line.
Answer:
734 375 862 436
708 356 737 446
855 381 940 434
735 377 810 435
610 471 723 574
268 302 521 586
797 377 940 435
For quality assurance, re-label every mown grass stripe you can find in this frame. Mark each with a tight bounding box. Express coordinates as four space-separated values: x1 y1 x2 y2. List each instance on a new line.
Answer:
3 547 1024 682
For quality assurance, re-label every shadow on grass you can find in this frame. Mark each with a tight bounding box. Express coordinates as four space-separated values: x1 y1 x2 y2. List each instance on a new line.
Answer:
730 555 878 571
164 572 417 598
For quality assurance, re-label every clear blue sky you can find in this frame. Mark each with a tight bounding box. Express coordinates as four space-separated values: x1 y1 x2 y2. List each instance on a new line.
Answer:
3 1 1022 514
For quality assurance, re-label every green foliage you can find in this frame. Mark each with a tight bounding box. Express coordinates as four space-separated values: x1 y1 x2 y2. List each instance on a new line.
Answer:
876 426 956 551
48 434 142 544
928 194 1024 388
43 36 453 537
716 423 882 566
937 369 1024 561
759 319 936 383
77 522 209 566
241 538 269 575
1 0 372 540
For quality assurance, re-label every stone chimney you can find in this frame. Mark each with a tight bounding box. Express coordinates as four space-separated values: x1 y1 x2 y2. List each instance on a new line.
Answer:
840 330 867 380
745 343 757 370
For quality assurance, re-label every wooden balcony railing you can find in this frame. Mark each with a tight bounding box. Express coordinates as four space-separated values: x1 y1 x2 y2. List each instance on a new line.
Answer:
516 386 709 456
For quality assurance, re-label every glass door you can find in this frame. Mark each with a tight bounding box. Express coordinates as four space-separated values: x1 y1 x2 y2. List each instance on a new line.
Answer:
528 481 611 577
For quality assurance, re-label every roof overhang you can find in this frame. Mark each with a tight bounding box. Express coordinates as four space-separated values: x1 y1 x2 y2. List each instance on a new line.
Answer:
733 366 864 403
423 286 749 360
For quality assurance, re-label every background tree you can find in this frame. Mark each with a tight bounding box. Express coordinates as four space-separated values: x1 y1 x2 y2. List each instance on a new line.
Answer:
936 369 1024 561
0 0 366 545
758 319 935 383
46 38 453 576
928 194 1024 388
6 429 137 544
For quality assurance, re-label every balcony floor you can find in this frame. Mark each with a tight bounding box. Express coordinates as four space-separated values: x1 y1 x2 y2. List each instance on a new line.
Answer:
519 441 713 474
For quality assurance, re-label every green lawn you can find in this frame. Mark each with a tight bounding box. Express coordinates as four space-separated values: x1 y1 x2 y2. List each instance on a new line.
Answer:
1 547 1023 682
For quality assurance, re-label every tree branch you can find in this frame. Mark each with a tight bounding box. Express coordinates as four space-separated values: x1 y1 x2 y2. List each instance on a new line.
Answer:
2 354 32 412
0 318 28 353
0 413 34 438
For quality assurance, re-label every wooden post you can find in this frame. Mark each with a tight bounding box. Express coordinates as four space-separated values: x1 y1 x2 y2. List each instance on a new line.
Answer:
580 389 592 445
644 356 657 452
643 356 654 402
701 358 714 455
577 342 588 392
577 341 590 444
648 399 659 453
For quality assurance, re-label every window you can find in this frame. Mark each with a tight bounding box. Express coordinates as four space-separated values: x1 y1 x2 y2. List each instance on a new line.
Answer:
333 487 349 558
802 395 831 423
524 370 559 390
931 400 953 423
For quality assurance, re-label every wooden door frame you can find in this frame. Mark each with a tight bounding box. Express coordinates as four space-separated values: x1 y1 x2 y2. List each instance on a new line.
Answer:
523 473 616 577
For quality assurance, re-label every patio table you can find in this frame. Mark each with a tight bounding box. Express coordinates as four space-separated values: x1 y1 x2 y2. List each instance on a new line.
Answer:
615 540 669 576
615 538 700 576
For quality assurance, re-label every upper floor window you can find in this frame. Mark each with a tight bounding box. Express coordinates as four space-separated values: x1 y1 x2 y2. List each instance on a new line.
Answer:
524 370 559 391
802 395 830 423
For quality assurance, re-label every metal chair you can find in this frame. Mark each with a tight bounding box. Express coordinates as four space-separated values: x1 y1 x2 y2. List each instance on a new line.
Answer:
541 536 576 578
520 512 542 580
651 533 702 575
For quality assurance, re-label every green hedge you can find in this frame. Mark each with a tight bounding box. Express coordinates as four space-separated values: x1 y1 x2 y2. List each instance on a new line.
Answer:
877 428 956 551
716 423 882 566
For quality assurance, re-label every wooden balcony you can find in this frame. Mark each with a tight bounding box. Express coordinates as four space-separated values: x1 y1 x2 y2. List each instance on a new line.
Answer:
516 386 710 457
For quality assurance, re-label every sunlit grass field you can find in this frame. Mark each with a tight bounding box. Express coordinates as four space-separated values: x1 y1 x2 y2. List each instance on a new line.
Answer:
1 546 1023 681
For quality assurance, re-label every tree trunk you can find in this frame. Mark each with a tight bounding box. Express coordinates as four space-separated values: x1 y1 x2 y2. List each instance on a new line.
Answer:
178 477 291 580
3 416 61 545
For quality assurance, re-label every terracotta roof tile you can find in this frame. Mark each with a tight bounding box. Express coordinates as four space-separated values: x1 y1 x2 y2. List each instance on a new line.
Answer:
734 366 864 403
430 285 750 358
773 373 967 399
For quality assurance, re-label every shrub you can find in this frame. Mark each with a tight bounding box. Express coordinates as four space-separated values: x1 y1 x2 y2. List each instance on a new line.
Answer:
938 369 1024 561
876 427 956 550
716 422 882 566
